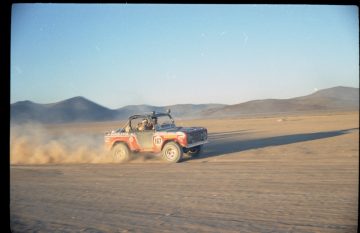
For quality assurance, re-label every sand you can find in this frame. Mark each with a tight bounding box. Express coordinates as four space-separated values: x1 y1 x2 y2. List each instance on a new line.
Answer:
10 112 359 232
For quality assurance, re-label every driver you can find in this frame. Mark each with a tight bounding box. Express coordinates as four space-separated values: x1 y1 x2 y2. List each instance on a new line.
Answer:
137 119 147 131
145 119 154 130
138 118 153 131
151 117 157 130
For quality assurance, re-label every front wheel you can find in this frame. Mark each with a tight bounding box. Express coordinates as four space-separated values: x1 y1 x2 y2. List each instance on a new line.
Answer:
112 143 131 163
162 142 183 163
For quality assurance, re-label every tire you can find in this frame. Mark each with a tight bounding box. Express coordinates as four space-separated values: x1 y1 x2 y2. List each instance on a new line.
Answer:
162 141 183 163
187 145 202 157
112 143 131 163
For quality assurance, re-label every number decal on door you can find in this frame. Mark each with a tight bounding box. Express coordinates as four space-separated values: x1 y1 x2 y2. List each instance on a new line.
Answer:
154 136 163 146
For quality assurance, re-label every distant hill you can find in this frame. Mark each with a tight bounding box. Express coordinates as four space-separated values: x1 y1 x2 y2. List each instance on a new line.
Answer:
112 104 225 120
201 86 359 117
11 97 225 124
10 86 358 124
11 96 117 124
294 86 359 108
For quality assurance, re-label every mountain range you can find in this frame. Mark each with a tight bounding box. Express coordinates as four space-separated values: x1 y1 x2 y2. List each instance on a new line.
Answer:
11 86 359 124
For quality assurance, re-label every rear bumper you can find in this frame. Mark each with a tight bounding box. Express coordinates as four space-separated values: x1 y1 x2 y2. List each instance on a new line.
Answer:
104 138 113 151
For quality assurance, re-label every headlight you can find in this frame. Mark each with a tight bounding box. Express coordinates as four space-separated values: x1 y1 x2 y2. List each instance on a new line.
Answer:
202 131 207 140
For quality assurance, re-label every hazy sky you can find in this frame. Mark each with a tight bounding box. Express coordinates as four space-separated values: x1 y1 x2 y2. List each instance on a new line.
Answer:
11 4 359 109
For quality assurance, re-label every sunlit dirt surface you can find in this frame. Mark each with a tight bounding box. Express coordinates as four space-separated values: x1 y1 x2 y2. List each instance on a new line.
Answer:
10 112 358 232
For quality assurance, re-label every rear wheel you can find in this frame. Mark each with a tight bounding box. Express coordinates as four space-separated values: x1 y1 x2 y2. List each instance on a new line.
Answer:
162 142 183 163
112 143 131 163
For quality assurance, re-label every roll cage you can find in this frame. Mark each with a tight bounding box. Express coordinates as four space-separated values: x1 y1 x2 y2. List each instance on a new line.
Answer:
125 112 175 132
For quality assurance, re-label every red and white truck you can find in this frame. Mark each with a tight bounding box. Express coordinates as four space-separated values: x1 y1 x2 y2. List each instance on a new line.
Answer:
104 110 208 163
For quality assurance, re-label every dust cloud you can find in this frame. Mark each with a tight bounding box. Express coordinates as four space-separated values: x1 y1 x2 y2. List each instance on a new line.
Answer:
10 123 113 164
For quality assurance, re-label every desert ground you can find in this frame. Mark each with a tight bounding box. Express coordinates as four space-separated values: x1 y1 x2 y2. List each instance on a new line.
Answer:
10 111 358 232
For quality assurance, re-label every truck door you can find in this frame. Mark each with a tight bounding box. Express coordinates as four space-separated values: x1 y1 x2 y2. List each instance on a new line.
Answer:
134 131 154 149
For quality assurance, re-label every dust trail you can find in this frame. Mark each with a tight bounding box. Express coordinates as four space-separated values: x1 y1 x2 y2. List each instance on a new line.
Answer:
10 123 164 164
10 123 114 164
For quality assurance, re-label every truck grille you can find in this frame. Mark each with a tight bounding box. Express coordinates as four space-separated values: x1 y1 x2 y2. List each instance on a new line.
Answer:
187 130 207 144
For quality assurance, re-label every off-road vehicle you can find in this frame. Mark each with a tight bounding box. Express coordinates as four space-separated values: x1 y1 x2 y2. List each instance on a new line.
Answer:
104 110 208 163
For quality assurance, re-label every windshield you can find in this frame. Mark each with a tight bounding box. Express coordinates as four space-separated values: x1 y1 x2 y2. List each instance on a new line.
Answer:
116 114 176 133
154 115 175 130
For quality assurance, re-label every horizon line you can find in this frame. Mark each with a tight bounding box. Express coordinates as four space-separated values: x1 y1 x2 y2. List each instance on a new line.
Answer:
10 85 359 110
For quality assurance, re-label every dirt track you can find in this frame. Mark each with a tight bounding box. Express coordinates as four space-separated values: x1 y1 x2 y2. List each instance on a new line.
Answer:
10 112 359 232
